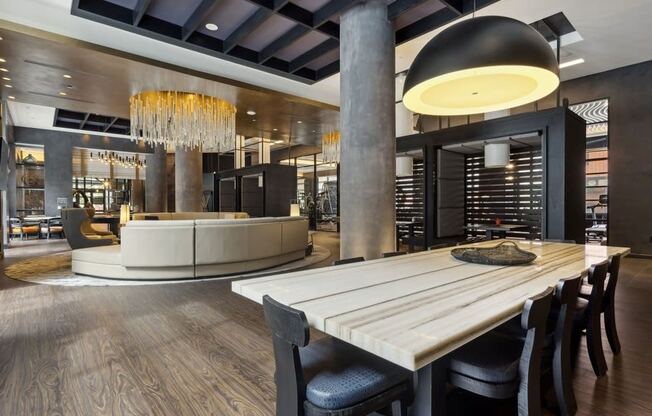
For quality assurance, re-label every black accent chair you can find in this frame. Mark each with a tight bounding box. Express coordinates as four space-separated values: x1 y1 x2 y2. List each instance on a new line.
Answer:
580 254 622 355
573 260 609 377
495 276 582 416
262 295 413 416
447 287 554 416
332 257 365 266
382 251 407 258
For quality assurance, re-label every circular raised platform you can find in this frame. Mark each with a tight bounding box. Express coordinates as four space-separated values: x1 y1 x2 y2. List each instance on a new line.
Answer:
5 245 331 287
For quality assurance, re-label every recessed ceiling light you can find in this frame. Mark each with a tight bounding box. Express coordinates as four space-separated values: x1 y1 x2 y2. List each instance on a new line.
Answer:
2 77 10 81
0 37 3 41
0 58 5 63
559 58 585 69
274 140 284 144
246 110 256 116
8 95 15 100
205 23 218 31
273 128 278 131
4 84 11 88
0 68 8 72
66 85 74 89
63 74 72 79
297 120 302 124
252 119 256 122
59 91 67 96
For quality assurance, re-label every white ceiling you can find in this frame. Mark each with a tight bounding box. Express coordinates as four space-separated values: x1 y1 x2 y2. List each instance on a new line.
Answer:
1 0 652 108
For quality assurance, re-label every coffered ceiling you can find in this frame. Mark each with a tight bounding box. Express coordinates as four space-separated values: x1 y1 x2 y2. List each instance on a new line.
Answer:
71 0 498 84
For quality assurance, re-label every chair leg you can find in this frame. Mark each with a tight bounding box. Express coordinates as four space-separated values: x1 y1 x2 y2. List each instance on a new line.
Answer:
604 302 621 355
586 307 608 377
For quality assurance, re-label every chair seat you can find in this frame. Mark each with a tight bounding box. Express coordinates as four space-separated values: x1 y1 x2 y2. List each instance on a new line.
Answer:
300 337 411 410
449 332 522 384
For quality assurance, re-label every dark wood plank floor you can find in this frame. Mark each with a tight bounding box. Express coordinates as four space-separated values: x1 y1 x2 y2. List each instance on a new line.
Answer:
0 236 650 415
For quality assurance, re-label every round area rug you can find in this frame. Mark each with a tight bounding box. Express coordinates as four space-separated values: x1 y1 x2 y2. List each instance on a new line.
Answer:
4 245 331 287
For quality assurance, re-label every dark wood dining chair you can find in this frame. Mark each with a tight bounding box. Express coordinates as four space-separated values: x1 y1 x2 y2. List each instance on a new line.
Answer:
333 257 365 266
573 260 609 377
262 296 413 416
382 251 407 258
495 276 582 416
447 287 554 416
579 254 622 355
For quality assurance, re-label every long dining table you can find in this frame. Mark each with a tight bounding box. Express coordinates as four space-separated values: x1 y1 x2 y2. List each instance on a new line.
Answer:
232 240 630 415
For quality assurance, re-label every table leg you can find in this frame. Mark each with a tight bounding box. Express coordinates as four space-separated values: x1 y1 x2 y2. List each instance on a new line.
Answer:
409 357 448 416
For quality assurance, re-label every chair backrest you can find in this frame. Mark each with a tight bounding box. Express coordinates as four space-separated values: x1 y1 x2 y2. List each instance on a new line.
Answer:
586 260 609 314
604 254 622 309
61 208 113 250
263 295 309 416
551 275 582 414
382 251 407 258
518 286 554 415
333 256 365 266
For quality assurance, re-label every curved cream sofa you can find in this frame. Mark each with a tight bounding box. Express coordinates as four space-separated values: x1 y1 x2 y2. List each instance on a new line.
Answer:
132 212 249 220
71 217 308 280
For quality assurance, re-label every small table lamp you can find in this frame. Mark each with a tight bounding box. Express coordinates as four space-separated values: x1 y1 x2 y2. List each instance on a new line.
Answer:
119 204 131 225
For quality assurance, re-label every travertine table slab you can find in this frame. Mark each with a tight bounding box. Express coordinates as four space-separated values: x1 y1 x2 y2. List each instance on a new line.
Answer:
232 240 629 414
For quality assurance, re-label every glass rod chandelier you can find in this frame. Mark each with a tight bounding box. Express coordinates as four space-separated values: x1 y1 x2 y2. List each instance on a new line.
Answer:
129 91 237 150
321 131 341 163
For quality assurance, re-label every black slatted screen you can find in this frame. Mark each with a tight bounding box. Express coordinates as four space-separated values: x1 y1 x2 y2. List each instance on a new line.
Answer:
396 159 424 244
465 148 543 239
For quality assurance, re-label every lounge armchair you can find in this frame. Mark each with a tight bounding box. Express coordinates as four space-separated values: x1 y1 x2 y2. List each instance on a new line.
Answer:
61 208 117 249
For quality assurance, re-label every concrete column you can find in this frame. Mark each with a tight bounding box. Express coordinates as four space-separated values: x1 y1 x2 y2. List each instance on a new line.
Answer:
145 144 167 212
175 146 203 212
340 0 396 260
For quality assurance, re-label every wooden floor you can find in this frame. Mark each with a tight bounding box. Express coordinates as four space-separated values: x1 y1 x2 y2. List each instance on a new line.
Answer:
0 236 650 415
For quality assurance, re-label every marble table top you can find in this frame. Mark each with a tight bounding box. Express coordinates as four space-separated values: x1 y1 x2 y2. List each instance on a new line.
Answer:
232 240 630 370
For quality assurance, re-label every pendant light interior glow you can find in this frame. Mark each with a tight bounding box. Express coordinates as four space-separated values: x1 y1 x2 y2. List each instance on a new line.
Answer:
403 16 560 116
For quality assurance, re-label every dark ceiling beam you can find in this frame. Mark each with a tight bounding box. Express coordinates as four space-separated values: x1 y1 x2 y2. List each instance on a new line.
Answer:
439 0 464 15
132 0 152 26
289 38 338 73
104 117 119 132
388 0 430 20
241 0 339 40
313 0 351 27
224 8 273 53
181 0 224 41
259 25 310 63
79 113 91 130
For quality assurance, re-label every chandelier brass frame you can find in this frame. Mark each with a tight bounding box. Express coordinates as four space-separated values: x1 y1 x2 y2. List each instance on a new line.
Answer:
129 91 237 150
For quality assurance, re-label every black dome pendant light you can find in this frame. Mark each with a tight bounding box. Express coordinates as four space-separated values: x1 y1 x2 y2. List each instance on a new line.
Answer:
403 15 560 116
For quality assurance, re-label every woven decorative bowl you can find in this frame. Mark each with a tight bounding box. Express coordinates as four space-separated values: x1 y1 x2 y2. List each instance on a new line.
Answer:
451 241 537 266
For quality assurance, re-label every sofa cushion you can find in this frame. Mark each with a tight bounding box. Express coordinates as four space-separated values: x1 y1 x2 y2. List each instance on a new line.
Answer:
126 220 195 227
282 219 309 253
195 217 275 226
195 221 283 264
121 222 195 267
